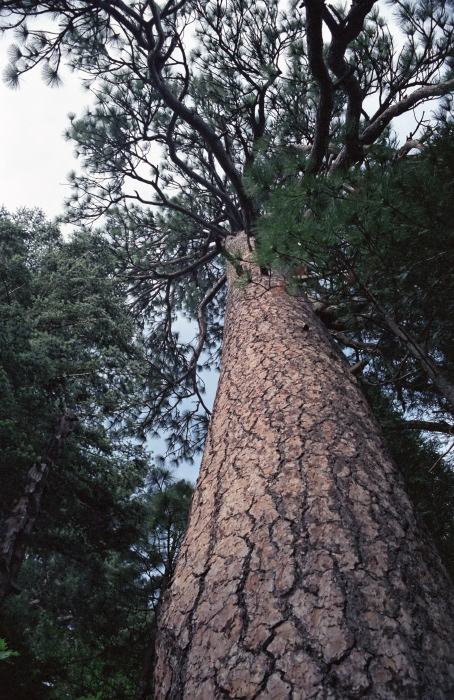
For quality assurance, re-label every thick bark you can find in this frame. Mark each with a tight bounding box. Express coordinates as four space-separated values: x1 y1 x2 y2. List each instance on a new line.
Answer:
154 236 454 699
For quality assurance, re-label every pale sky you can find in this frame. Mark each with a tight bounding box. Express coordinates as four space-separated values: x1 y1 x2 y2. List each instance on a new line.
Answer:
0 35 89 219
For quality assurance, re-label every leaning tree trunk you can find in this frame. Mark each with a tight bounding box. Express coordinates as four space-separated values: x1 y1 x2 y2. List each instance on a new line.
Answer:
154 235 454 699
0 409 78 608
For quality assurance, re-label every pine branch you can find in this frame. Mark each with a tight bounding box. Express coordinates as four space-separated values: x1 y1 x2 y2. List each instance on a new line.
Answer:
382 420 454 434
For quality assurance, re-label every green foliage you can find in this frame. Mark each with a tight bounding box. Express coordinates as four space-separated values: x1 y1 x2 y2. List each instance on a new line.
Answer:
0 207 147 514
0 468 193 699
0 637 19 662
254 122 454 413
365 387 454 579
0 209 193 698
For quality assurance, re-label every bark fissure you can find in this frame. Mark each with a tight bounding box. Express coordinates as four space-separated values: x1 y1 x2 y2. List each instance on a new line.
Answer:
155 234 454 698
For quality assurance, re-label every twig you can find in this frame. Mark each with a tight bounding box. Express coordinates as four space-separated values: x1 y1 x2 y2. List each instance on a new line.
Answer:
429 440 454 472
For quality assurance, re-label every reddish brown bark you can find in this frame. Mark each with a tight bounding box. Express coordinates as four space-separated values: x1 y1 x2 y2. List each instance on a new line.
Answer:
154 235 454 698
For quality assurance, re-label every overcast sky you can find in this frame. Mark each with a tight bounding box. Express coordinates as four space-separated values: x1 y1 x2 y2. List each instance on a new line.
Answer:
0 55 161 221
0 35 89 219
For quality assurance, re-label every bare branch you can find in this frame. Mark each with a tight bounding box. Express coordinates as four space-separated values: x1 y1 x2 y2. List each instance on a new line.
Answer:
361 79 454 147
382 420 454 435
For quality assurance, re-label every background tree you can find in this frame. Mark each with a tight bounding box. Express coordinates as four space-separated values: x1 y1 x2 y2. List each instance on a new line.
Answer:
1 0 454 696
0 467 192 700
0 206 147 600
0 208 193 698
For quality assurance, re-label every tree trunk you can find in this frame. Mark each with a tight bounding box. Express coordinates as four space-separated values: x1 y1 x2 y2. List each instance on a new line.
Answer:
0 409 78 608
154 235 454 699
0 457 52 607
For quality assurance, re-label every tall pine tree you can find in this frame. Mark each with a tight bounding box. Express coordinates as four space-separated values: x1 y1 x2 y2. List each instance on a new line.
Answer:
1 1 454 695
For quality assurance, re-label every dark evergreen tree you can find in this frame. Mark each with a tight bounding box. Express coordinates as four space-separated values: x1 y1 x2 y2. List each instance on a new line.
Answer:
0 207 147 599
0 468 193 700
0 209 193 698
